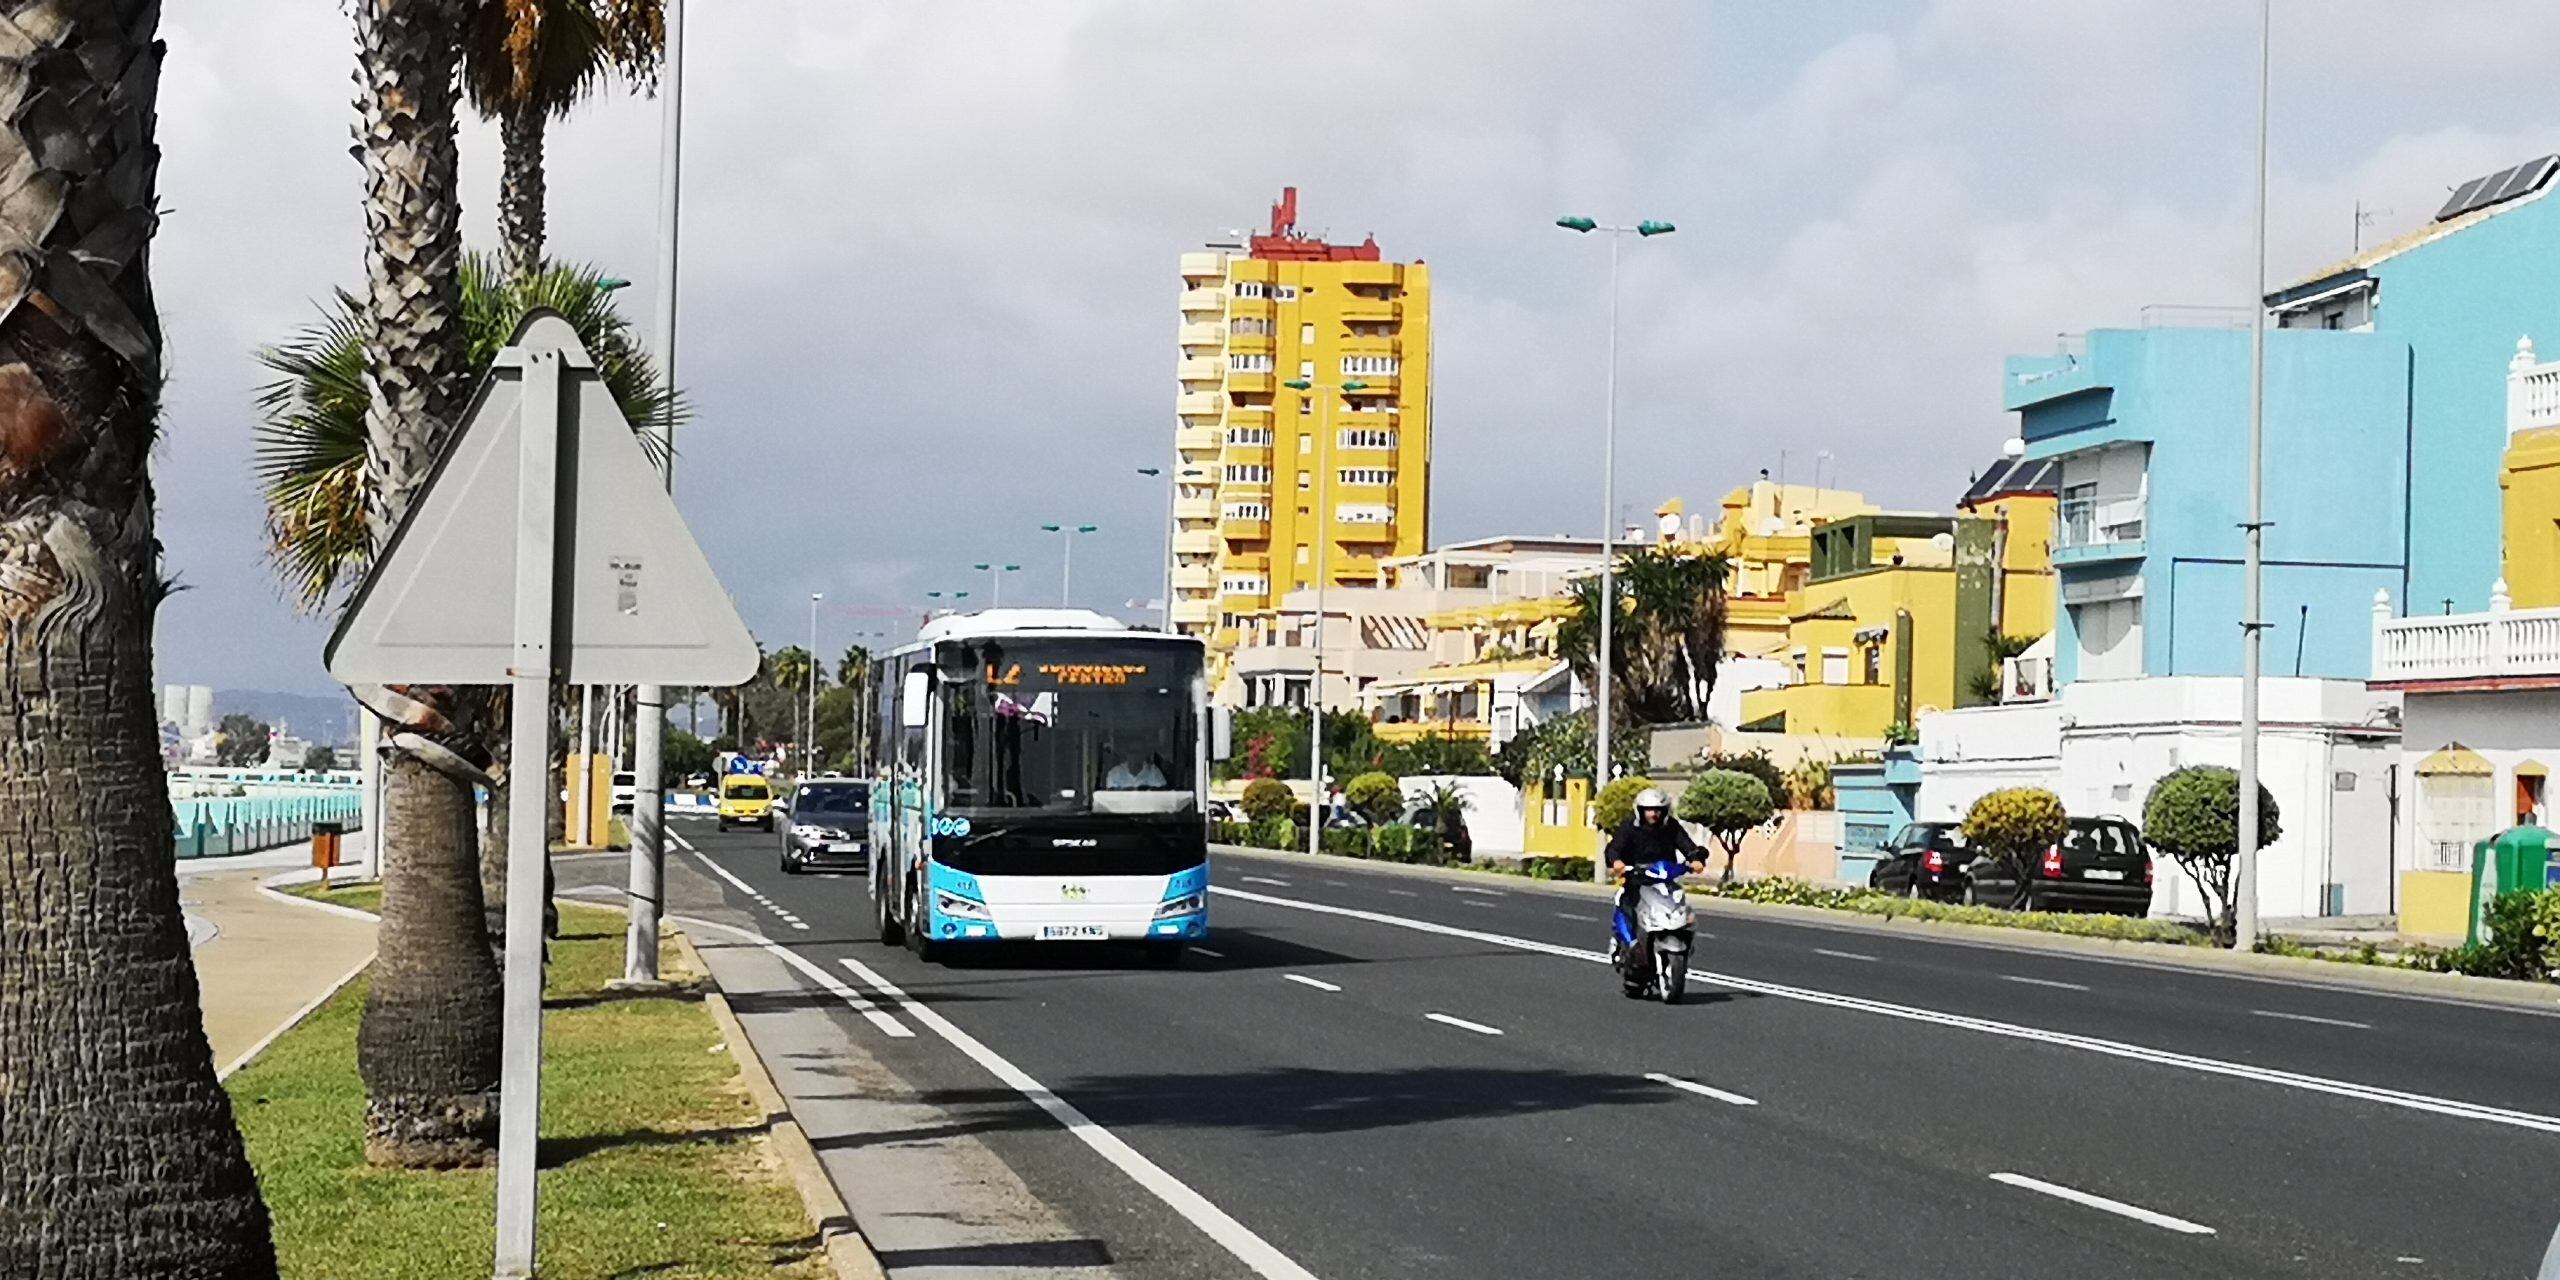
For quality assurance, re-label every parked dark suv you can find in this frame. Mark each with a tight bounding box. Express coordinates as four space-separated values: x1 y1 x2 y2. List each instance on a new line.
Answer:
778 779 870 875
1960 816 2153 915
1867 822 1973 901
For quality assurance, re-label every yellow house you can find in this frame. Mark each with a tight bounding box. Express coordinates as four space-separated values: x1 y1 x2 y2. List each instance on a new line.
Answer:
1737 460 2057 740
2503 379 2560 608
1652 481 1875 659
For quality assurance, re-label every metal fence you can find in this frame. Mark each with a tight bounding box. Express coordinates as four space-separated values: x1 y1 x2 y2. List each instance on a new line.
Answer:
173 791 364 861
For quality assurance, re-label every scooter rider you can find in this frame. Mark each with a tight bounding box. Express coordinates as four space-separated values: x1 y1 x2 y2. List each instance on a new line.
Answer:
1605 788 1706 935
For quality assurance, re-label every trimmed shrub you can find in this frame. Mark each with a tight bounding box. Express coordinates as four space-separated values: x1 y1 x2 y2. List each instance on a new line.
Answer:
1678 769 1775 885
1212 820 1252 846
1344 771 1405 826
1241 777 1297 822
1519 855 1594 880
1961 787 2069 905
2143 765 2282 947
1320 826 1371 859
1592 776 1656 832
1244 816 1298 850
1368 824 1447 865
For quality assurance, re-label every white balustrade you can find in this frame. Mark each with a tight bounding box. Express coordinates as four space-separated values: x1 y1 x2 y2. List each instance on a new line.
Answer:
2375 604 2560 681
2507 335 2560 436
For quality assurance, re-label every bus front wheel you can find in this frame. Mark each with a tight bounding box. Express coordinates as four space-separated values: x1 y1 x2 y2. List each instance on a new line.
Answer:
873 875 904 947
903 887 942 963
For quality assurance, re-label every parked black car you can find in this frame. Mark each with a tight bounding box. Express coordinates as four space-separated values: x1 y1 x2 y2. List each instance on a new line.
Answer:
778 779 870 875
1866 821 1973 901
1959 816 2153 915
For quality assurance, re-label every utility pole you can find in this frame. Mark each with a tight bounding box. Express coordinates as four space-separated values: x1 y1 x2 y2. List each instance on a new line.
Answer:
2236 0 2271 953
1287 377 1366 853
806 593 823 774
621 0 684 989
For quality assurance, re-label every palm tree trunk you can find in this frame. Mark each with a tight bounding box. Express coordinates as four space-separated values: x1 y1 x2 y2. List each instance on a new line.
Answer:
353 0 502 1167
360 754 504 1166
0 5 278 1273
497 102 546 282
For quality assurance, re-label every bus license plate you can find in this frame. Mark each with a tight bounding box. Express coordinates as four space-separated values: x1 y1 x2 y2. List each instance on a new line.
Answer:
1041 925 1108 940
2083 868 2126 881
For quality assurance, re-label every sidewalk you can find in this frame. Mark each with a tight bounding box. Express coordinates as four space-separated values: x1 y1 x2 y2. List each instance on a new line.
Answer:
181 835 379 1077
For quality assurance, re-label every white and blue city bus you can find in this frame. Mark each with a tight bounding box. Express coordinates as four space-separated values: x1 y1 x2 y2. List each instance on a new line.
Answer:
869 609 1213 964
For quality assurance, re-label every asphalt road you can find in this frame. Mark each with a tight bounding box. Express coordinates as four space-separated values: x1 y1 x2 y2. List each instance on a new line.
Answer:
589 820 2560 1280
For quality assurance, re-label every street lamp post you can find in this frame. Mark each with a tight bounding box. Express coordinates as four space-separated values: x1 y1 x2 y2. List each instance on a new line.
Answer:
1284 377 1367 855
1556 214 1674 883
1140 467 1172 630
806 593 823 776
1040 523 1099 606
925 589 971 616
971 562 1021 609
2236 0 2272 952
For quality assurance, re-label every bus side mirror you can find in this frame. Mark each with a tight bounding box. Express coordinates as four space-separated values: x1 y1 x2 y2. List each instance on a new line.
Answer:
1211 706 1234 762
900 670 930 729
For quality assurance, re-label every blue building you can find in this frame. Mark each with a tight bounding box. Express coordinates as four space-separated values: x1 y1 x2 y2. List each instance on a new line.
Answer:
2004 152 2560 685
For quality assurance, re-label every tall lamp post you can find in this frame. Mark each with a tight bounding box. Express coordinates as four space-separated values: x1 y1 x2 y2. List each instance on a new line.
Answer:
805 593 823 776
971 562 1021 608
925 589 971 616
2236 0 2272 952
1040 523 1099 606
1556 214 1675 882
1139 466 1173 630
1284 377 1367 855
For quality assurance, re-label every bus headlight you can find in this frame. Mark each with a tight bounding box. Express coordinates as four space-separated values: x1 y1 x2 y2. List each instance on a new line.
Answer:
935 892 990 919
1154 893 1205 919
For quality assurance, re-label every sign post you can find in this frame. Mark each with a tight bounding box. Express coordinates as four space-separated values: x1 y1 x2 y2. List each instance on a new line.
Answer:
326 312 756 1279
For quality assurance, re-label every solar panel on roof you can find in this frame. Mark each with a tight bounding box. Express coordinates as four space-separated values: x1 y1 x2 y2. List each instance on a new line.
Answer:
2494 155 2558 203
2435 154 2560 222
2436 176 2495 221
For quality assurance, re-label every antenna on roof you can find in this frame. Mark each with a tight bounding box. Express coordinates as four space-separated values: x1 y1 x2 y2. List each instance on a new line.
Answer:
2352 200 2392 254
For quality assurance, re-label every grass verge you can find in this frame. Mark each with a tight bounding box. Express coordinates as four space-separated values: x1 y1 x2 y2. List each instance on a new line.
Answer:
229 895 826 1279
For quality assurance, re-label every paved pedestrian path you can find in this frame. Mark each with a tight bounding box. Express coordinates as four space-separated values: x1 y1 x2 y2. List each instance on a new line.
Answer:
180 841 379 1078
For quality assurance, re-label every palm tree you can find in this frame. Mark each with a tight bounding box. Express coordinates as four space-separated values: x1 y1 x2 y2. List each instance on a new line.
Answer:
0 7 280 1275
344 0 500 1170
463 0 665 280
1555 546 1731 730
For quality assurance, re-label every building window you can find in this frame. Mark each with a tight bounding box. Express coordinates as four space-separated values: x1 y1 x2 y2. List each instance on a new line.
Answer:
1229 353 1273 373
1337 504 1394 524
2416 765 2493 871
1300 323 1315 344
1226 426 1271 446
1338 467 1395 487
1296 545 1310 565
1297 399 1312 415
1222 464 1270 484
1298 471 1312 490
1220 575 1268 596
1341 355 1400 377
1299 434 1313 454
1821 649 1850 686
1274 284 1298 301
1231 316 1272 337
1339 429 1396 450
1222 501 1269 521
1863 645 1883 685
2071 597 2143 681
1232 281 1266 299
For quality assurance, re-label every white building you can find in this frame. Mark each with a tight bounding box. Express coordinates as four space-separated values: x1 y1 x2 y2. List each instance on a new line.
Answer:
1919 675 2400 920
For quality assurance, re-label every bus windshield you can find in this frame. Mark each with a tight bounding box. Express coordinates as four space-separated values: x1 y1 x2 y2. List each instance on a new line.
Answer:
936 637 1200 816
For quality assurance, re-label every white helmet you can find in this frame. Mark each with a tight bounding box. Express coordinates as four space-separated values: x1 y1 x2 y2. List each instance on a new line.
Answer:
1634 787 1670 812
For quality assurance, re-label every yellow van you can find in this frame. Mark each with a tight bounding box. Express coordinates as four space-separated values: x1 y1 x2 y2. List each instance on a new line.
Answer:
717 775 775 832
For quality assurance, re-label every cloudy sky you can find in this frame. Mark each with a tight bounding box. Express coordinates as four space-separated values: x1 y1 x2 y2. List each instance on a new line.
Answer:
151 0 2560 699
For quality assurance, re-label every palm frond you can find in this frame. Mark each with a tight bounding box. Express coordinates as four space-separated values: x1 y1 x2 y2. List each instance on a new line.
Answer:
462 0 664 117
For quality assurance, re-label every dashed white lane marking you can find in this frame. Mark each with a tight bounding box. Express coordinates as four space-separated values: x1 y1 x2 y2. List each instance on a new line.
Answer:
2253 1009 2373 1030
1241 876 1292 887
1211 885 2560 1136
671 830 806 931
1450 885 1504 896
1323 880 1350 887
1988 1172 2215 1235
649 912 910 1037
1282 974 1342 993
1814 947 1879 963
2005 975 2091 992
1190 946 1226 959
1425 1012 1504 1036
1644 1072 1758 1107
1555 911 1588 921
1385 889 1419 898
836 956 1319 1279
1460 899 1498 909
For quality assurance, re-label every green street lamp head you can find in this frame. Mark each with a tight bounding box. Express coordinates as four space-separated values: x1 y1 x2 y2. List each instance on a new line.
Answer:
1077 524 1098 534
972 562 990 571
1555 216 1598 233
1636 220 1676 237
1040 523 1061 532
1341 379 1369 393
1283 378 1312 390
598 276 633 291
1137 466 1162 477
1003 564 1021 571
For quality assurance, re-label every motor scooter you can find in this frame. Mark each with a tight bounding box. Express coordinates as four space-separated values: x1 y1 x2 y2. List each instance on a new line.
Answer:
1610 860 1695 1003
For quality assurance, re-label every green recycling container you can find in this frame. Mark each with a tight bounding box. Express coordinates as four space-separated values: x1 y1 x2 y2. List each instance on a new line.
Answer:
2466 825 2555 945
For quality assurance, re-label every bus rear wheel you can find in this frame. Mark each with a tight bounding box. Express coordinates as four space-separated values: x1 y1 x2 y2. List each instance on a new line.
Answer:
903 887 942 963
873 875 904 947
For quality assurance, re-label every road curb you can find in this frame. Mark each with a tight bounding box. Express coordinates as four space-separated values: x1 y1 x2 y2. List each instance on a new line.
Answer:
1211 844 2560 1013
674 929 890 1280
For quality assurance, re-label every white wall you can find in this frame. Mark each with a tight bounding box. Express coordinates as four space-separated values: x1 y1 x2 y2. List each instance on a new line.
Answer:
1399 775 1524 854
2396 689 2560 877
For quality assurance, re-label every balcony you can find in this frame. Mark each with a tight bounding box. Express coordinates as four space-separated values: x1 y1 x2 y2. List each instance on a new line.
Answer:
1178 287 1223 314
1179 251 1226 280
1338 334 1398 357
2511 336 2560 435
1372 718 1490 744
1227 331 1274 354
1221 517 1270 539
1176 390 1220 417
1335 520 1397 543
1229 371 1273 396
1176 356 1222 384
1338 297 1401 324
2373 600 2560 687
1173 529 1220 555
1172 598 1215 625
1176 425 1220 452
1172 565 1215 591
1228 296 1275 320
1177 321 1224 348
1174 495 1217 520
2053 493 2147 562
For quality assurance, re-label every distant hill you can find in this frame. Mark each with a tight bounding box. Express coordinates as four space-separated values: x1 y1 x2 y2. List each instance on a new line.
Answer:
216 690 360 746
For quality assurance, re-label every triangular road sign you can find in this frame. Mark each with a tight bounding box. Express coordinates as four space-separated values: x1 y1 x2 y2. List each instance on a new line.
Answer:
326 311 759 687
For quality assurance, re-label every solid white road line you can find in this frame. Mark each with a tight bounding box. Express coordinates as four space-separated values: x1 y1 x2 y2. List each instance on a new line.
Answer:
2253 1009 2373 1030
650 914 911 1038
1240 876 1292 887
1988 1172 2216 1235
673 833 803 930
1210 886 2560 1136
1643 1072 1758 1107
836 956 1319 1280
1425 1012 1504 1036
2004 975 2092 992
1450 885 1504 896
1189 946 1226 959
1813 948 1879 963
1282 974 1342 993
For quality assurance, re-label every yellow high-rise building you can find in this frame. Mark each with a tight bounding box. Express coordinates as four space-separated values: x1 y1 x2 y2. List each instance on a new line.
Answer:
1170 189 1432 647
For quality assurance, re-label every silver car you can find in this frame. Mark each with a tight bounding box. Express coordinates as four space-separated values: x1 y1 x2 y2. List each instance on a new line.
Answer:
779 779 870 875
